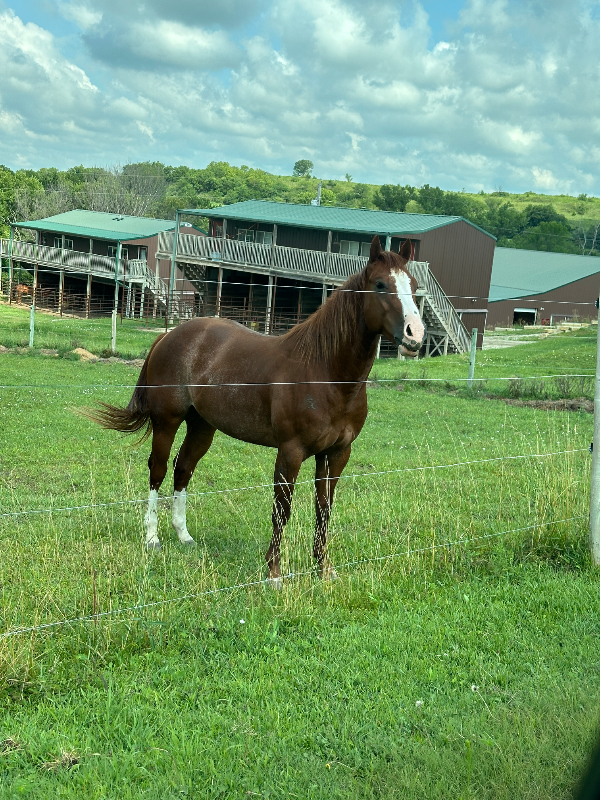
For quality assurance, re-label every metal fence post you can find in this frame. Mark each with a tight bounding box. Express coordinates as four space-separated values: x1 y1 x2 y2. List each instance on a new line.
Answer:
589 309 600 565
29 303 35 348
467 327 478 388
111 309 117 354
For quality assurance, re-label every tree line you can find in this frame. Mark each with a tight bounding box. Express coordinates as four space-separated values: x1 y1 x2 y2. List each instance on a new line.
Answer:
0 161 598 256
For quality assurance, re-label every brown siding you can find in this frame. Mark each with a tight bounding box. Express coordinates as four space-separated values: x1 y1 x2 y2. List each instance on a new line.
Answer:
416 221 495 314
487 273 600 328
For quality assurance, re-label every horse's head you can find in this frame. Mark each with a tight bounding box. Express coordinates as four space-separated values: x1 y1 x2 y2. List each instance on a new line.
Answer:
363 236 426 358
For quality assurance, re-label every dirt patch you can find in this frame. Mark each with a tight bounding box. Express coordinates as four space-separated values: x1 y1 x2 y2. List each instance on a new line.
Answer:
40 348 59 357
0 345 9 354
488 396 593 413
97 356 145 367
72 348 97 362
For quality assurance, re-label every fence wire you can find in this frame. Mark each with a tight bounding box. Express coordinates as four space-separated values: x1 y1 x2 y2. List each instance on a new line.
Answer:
0 448 588 520
0 514 586 641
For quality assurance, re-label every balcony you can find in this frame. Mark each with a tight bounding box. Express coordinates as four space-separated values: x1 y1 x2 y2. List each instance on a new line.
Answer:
156 231 370 284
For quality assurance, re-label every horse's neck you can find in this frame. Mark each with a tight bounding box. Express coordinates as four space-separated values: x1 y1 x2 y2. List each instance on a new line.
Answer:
329 316 379 384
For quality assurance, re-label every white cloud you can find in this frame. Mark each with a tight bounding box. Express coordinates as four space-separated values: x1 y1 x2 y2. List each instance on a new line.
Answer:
58 2 102 30
0 1 599 194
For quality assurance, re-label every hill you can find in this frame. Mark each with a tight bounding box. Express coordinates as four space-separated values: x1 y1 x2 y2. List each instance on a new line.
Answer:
1 161 599 256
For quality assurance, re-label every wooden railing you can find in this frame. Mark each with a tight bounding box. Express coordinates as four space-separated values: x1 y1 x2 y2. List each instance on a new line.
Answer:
1 237 124 279
157 232 367 281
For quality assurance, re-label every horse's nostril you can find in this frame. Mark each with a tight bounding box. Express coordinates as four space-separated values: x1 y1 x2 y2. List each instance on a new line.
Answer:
406 324 413 337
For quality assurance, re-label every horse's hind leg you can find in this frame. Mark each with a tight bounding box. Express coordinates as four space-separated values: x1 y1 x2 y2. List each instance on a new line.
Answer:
171 407 216 544
145 418 182 550
266 445 304 588
314 446 351 580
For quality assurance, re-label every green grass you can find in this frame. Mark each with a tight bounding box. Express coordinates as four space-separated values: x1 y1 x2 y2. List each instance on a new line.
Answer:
0 309 599 798
0 303 165 360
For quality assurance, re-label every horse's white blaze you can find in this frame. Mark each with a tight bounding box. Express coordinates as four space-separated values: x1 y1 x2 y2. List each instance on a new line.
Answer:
144 489 160 546
172 489 194 543
391 266 424 341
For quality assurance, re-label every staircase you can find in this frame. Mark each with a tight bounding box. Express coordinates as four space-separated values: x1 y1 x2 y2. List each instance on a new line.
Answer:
409 261 471 355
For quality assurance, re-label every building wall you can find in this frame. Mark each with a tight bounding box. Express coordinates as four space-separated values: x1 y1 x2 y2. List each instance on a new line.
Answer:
487 273 600 327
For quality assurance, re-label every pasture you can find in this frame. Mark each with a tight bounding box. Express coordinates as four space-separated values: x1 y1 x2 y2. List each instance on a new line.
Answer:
0 305 599 798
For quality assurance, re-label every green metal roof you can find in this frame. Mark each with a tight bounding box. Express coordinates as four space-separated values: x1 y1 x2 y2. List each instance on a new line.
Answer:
14 209 176 242
489 247 600 302
180 200 495 239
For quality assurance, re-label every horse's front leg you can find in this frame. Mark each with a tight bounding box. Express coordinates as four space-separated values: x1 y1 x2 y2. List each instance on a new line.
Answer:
314 446 351 580
266 445 304 589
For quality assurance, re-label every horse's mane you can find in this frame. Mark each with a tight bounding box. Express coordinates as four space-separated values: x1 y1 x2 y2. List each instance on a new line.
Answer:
281 268 368 364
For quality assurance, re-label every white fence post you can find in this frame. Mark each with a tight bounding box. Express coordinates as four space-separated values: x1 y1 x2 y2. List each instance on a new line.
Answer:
29 303 35 348
467 328 478 388
111 309 117 354
589 307 600 565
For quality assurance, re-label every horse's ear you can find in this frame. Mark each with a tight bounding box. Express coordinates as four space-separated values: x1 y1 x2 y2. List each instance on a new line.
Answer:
399 239 412 261
369 235 382 262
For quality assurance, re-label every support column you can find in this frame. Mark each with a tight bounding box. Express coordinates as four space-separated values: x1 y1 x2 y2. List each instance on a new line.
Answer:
270 276 278 333
86 273 92 319
270 223 277 267
8 226 14 304
139 277 145 319
58 269 64 316
385 235 392 251
113 241 121 320
180 264 186 319
168 212 180 321
153 257 160 319
265 274 274 334
215 267 223 317
321 284 328 305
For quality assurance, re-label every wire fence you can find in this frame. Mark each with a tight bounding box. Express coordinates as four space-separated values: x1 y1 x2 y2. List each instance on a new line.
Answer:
0 514 587 641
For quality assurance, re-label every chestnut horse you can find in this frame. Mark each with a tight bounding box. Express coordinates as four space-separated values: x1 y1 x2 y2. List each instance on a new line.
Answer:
87 236 426 586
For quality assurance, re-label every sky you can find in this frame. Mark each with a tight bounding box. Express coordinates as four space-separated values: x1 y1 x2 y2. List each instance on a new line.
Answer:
1 0 599 194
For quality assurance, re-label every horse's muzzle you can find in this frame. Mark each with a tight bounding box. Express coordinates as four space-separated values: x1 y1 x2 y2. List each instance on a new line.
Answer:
395 322 426 358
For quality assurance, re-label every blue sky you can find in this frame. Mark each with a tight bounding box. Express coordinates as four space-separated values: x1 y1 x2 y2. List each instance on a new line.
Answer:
1 0 599 195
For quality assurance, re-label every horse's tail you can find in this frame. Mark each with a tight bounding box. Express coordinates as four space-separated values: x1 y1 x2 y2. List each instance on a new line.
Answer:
80 333 167 442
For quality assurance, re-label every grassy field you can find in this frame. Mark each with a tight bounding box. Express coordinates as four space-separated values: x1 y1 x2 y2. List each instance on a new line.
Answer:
0 306 599 798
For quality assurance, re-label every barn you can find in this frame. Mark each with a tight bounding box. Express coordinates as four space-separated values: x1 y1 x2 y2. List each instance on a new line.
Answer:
1 210 204 317
488 247 600 327
157 200 496 354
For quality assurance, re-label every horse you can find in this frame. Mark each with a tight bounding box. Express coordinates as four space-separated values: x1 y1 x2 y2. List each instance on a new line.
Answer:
86 236 426 587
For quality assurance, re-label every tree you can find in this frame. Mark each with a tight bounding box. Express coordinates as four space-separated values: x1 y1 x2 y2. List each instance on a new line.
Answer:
292 160 313 177
345 173 352 182
373 184 415 212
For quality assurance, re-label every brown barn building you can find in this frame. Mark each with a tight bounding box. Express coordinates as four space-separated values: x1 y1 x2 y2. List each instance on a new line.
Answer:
2 210 204 317
488 247 600 327
156 200 496 354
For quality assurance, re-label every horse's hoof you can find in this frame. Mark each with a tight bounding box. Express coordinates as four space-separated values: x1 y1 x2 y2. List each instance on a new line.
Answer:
145 540 162 552
267 576 283 590
179 538 196 547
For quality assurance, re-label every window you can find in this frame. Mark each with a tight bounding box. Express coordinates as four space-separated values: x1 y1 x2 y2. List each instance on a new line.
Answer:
139 247 148 261
237 229 254 243
360 242 371 257
108 246 127 258
255 231 273 246
64 238 74 250
54 237 62 248
41 234 48 246
215 224 223 238
340 240 359 256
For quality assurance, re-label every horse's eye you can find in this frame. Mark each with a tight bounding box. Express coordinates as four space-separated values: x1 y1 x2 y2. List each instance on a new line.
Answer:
375 281 386 292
